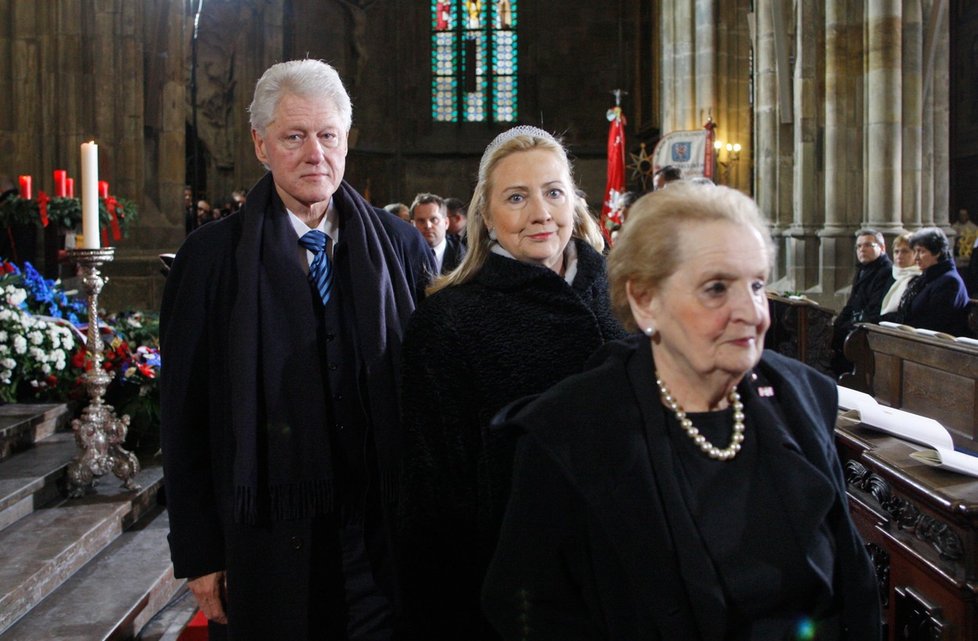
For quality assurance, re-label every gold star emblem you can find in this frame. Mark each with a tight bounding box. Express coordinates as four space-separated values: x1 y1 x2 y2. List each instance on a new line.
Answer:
628 142 656 191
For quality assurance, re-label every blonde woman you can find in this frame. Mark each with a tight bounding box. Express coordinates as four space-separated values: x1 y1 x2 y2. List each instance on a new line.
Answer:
397 126 625 640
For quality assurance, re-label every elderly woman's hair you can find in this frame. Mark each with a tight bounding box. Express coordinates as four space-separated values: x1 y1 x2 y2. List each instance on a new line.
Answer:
909 226 950 260
607 184 775 331
428 126 603 295
248 59 353 135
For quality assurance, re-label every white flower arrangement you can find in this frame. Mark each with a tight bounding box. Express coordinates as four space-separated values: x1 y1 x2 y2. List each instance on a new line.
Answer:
0 301 77 401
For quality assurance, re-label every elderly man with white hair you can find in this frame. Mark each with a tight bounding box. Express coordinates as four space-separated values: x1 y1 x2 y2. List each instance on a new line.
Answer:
160 59 433 640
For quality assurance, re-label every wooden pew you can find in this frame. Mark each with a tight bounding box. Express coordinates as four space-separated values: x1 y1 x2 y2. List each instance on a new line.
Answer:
836 323 978 641
765 293 836 378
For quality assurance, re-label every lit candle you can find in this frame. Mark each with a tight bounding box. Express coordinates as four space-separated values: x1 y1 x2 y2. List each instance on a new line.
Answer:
81 141 99 249
18 175 32 200
53 169 67 198
98 180 109 199
66 177 75 198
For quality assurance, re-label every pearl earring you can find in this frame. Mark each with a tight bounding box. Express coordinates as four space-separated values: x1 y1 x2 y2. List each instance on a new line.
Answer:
488 228 497 241
643 324 656 337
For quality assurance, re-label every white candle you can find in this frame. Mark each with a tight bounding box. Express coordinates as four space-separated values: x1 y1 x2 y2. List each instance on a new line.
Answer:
81 141 100 249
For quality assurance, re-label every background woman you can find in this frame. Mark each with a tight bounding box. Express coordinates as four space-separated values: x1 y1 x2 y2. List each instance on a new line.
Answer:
884 226 970 335
879 233 920 315
397 126 625 640
482 184 881 640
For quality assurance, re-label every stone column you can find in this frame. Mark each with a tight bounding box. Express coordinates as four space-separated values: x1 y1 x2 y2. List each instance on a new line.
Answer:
930 1 950 228
865 0 903 234
659 0 677 133
901 0 923 231
754 0 779 225
820 0 861 296
715 1 752 194
787 0 820 291
694 0 716 127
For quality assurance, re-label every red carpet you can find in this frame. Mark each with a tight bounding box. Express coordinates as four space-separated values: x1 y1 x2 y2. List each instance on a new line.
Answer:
177 610 208 641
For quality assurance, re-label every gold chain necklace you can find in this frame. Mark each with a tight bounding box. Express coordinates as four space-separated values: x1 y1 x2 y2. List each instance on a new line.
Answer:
655 373 745 461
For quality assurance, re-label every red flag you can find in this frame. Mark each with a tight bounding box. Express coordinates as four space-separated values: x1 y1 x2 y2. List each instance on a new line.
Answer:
600 106 626 246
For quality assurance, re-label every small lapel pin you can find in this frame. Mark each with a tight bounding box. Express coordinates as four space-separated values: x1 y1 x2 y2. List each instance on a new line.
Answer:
758 386 775 397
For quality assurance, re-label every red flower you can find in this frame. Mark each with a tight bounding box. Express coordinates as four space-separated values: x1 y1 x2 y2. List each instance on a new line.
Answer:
71 348 87 369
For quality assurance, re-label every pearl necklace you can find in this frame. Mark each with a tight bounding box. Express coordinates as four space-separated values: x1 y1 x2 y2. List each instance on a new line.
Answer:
655 373 746 461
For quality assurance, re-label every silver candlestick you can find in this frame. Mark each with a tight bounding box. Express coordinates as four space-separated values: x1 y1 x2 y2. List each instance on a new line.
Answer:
66 247 140 498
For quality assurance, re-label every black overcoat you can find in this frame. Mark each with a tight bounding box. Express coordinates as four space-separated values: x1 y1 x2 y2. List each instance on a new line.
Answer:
902 259 970 336
483 337 882 641
160 174 431 639
397 239 627 640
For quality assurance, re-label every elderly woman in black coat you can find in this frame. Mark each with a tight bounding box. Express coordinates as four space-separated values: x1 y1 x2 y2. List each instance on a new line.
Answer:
882 226 970 336
482 184 882 641
397 126 626 640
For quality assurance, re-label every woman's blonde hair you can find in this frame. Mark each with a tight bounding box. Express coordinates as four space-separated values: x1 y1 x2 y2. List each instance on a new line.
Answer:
893 232 912 249
428 126 603 295
607 183 775 331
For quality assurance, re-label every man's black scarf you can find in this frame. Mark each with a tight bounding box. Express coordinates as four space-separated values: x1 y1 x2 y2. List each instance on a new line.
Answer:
228 174 416 523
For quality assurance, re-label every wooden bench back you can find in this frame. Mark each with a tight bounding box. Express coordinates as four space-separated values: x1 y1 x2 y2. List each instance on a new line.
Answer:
840 323 978 451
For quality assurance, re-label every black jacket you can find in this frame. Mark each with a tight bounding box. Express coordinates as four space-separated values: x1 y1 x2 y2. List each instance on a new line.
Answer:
901 259 970 336
440 234 466 274
160 175 432 639
397 239 627 640
483 337 882 641
835 253 894 332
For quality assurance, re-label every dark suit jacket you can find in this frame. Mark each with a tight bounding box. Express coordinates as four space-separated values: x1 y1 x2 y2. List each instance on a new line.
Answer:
482 337 881 641
834 254 893 336
440 234 466 274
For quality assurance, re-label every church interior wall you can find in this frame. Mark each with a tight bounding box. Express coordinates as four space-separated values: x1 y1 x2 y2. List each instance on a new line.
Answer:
0 0 975 314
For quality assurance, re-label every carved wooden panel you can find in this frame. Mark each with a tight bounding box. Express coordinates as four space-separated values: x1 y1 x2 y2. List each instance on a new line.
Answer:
836 420 978 641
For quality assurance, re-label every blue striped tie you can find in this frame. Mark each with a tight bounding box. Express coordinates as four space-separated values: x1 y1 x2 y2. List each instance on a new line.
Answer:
298 230 334 305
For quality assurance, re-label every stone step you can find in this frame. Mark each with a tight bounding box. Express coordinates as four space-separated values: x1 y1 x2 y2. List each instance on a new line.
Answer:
134 586 200 641
0 464 164 635
0 432 77 532
0 404 72 463
0 507 182 641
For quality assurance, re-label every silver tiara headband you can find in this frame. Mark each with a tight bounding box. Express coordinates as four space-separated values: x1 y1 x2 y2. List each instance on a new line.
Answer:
478 125 560 179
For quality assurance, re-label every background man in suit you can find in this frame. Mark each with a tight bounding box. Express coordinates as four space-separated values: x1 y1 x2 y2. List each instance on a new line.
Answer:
411 192 466 275
445 196 468 243
160 59 433 640
830 228 893 375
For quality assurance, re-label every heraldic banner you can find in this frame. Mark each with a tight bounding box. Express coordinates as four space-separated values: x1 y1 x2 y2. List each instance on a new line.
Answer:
652 129 713 179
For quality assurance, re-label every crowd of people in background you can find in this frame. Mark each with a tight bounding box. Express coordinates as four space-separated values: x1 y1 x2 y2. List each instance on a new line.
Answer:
182 186 248 234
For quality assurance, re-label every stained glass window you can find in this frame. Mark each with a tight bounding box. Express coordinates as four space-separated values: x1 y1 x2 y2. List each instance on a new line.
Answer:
431 0 518 123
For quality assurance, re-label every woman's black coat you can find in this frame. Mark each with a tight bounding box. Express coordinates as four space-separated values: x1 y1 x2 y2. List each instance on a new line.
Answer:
397 239 626 640
482 337 882 641
902 259 970 336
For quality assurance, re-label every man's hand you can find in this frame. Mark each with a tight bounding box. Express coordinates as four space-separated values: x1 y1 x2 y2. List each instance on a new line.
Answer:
188 571 228 625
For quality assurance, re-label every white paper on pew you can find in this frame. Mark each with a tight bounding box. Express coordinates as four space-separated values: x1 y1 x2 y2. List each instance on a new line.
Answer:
913 328 956 341
910 448 978 478
954 336 978 347
878 321 915 332
836 386 955 450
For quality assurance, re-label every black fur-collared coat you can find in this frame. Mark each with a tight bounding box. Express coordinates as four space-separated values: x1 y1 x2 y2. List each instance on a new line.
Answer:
397 238 626 641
